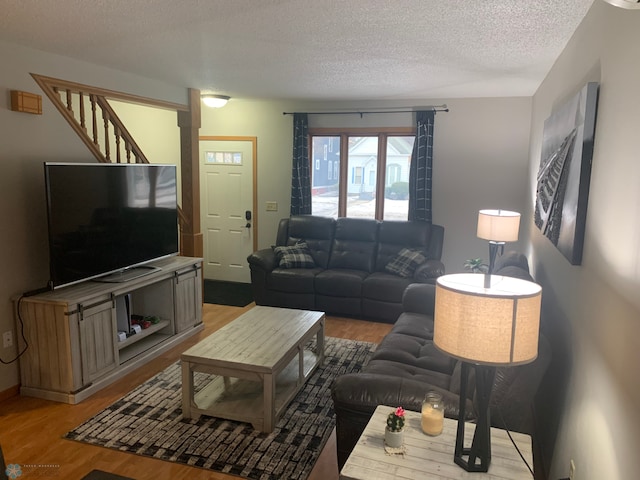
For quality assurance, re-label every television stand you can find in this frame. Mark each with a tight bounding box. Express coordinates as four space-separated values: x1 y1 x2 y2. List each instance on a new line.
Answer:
96 265 161 283
14 256 203 404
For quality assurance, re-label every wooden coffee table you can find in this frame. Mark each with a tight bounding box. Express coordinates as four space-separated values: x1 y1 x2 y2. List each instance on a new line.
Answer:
180 306 325 432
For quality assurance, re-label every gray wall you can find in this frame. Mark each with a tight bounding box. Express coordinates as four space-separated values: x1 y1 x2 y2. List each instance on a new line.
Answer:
527 2 640 479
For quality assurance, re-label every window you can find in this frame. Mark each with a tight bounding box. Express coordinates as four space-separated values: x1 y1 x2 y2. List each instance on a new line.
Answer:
387 164 401 184
353 166 364 185
383 136 414 220
310 129 414 219
311 136 340 217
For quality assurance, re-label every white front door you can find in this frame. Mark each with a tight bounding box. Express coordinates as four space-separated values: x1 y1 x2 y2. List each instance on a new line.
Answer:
199 137 256 283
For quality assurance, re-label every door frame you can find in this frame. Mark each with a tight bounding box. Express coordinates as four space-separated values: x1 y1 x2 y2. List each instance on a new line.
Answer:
199 135 258 254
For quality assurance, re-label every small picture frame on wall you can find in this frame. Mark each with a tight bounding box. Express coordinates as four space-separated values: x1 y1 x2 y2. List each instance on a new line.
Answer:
534 81 599 265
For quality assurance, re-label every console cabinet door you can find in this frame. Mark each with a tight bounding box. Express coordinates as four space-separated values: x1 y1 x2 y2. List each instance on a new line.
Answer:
78 300 118 385
174 265 203 333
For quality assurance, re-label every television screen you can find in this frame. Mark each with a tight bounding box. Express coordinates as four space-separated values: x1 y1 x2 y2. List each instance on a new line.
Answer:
44 162 179 289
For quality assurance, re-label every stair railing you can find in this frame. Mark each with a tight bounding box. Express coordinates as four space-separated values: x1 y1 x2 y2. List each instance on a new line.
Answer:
32 74 185 164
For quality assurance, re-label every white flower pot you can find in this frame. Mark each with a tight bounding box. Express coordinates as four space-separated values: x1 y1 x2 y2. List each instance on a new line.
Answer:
384 427 404 448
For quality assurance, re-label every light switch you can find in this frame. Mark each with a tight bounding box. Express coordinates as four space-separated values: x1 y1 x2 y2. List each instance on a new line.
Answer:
266 201 278 212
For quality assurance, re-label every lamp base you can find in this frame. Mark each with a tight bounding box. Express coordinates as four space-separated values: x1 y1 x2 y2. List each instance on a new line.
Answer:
484 241 505 288
454 363 496 472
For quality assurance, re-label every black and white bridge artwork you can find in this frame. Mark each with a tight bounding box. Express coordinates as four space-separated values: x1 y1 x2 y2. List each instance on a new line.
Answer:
534 82 599 265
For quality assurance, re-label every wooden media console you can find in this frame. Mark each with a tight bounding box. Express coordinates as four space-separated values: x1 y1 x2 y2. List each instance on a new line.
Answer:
14 256 203 404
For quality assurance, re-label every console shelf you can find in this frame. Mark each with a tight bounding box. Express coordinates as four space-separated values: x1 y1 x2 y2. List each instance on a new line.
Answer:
117 319 171 350
14 256 203 404
119 332 173 364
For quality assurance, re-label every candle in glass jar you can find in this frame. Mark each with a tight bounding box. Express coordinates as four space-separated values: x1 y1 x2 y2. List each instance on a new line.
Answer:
421 393 444 436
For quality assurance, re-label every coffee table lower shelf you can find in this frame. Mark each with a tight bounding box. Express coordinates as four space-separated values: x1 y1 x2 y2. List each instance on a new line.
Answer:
186 349 320 431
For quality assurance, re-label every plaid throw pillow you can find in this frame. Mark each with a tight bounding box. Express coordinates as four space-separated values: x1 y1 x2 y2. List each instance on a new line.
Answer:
385 248 427 278
274 242 316 269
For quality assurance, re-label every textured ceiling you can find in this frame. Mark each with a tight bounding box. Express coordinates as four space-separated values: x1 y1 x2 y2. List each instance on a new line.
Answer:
0 0 596 101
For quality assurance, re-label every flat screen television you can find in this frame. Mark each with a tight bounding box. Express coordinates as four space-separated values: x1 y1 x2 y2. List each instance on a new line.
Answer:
44 162 179 289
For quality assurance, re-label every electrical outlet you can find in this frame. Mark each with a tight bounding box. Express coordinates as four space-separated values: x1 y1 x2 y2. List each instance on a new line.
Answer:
266 201 278 212
3 331 13 348
569 459 576 480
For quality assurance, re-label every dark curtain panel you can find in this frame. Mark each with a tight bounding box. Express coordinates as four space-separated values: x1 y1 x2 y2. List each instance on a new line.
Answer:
290 113 311 215
408 110 435 222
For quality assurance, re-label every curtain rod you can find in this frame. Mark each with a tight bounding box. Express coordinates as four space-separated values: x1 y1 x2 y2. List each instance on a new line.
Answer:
282 104 449 117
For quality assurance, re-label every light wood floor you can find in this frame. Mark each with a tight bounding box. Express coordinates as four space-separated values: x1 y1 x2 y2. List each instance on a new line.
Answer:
0 303 392 480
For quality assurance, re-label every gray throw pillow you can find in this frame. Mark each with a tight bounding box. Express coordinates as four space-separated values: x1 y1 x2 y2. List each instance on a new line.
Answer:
385 248 427 278
274 242 316 269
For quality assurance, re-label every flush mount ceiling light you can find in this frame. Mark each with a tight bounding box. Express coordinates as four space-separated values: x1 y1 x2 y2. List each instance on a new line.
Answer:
201 94 230 108
602 0 640 9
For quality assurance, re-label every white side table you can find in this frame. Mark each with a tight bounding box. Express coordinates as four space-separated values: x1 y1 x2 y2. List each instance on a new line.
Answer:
340 405 533 480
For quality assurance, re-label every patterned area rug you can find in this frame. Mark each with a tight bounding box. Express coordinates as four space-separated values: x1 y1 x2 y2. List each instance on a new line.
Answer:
65 337 375 480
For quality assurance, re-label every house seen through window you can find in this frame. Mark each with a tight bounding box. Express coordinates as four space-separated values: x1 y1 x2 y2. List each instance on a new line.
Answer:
310 129 415 220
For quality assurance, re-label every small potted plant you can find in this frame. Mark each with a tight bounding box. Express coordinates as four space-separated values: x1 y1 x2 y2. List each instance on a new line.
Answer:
464 258 488 273
385 406 406 448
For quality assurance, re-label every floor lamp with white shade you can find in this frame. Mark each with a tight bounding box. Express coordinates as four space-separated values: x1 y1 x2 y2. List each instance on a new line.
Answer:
434 273 542 472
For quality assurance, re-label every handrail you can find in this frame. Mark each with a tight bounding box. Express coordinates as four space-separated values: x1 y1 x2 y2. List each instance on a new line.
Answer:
31 74 189 112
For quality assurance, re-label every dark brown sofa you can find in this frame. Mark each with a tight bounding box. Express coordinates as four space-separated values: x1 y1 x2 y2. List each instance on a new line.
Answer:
247 215 445 323
330 251 552 468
